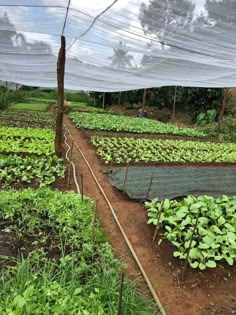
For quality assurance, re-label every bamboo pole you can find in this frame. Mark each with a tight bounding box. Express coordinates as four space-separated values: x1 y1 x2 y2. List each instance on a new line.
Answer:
55 35 66 157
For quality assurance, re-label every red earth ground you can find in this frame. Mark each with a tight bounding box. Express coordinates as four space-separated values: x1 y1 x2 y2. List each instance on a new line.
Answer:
63 115 236 315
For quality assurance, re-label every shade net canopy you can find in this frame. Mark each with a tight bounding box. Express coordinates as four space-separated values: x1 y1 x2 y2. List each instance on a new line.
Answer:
0 0 236 91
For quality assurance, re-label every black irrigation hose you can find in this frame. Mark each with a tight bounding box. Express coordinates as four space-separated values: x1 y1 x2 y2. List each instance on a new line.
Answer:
63 122 167 315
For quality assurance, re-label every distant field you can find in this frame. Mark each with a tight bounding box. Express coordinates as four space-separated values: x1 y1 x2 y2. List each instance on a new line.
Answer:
27 97 57 103
10 103 49 111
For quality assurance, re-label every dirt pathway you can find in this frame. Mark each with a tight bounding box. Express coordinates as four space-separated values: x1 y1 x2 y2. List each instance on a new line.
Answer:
63 115 236 315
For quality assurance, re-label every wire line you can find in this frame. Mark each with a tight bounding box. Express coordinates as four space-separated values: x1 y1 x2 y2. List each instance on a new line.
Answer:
62 0 71 36
66 0 119 51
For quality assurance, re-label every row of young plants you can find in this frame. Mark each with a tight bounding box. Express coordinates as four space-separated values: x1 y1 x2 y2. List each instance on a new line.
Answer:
0 127 54 140
0 122 61 186
0 154 65 186
0 110 55 129
91 136 236 164
0 137 54 156
0 127 54 155
69 112 207 138
0 188 157 315
146 195 236 270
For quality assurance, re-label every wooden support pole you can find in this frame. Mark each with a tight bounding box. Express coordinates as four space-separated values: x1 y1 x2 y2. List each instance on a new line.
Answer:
66 141 74 188
91 200 98 242
66 162 72 188
81 174 84 201
117 272 125 315
55 35 66 157
122 163 129 193
103 92 105 109
146 176 153 200
142 88 147 110
171 86 177 120
216 89 228 140
118 91 121 106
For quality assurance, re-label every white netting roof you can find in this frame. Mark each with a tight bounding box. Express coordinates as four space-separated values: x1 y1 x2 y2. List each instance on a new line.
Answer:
0 0 236 91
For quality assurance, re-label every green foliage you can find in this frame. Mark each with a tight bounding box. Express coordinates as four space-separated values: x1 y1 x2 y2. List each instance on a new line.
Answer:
0 110 55 129
0 188 96 251
195 109 217 126
65 91 93 105
0 154 65 186
91 136 236 163
0 87 26 109
9 103 49 111
22 89 57 100
0 250 156 315
7 88 93 106
0 127 54 155
180 87 223 119
203 116 236 143
64 101 105 114
0 188 157 314
69 112 207 138
146 195 236 269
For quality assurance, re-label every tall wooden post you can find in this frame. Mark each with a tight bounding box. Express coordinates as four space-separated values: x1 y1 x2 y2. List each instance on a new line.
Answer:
171 86 177 119
103 92 105 109
55 35 66 157
142 88 147 109
216 89 228 140
118 91 121 106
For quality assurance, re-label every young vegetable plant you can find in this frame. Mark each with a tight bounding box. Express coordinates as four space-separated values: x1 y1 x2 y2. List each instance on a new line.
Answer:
0 154 65 186
91 136 236 164
146 195 236 270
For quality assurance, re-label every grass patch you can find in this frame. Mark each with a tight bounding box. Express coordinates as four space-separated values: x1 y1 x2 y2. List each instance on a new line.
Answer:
10 103 49 111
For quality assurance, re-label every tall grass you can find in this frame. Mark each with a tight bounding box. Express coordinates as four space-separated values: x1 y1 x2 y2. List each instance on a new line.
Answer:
0 248 159 315
0 87 26 109
0 87 94 110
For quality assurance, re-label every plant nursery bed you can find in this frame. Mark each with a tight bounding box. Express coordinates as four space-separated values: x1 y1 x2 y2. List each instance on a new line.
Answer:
84 129 214 142
64 115 236 315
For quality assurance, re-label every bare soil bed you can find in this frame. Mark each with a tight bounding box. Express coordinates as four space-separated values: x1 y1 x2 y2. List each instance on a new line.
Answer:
64 115 236 315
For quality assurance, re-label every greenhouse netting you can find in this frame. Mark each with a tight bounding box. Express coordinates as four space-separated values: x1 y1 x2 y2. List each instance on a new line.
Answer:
0 0 236 91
